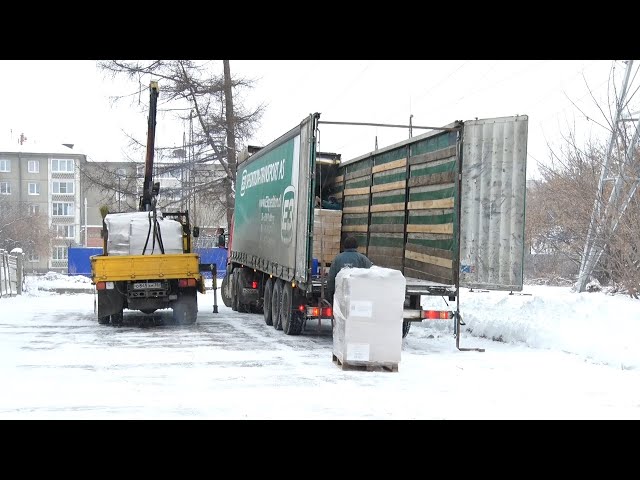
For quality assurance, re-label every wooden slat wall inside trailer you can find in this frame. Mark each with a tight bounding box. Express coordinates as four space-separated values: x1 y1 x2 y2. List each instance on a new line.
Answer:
331 130 459 284
368 147 409 270
339 157 372 255
406 139 458 284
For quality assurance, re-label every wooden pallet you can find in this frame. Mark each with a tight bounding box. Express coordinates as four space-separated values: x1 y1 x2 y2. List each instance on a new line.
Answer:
332 353 398 372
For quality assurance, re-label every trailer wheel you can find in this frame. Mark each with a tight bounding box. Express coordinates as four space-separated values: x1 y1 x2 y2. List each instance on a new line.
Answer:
281 282 304 336
263 278 274 326
402 320 411 338
271 279 283 330
98 315 110 325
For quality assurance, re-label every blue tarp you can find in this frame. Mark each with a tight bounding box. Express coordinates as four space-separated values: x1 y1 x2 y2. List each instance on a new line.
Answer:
67 246 227 279
195 247 227 279
68 247 103 277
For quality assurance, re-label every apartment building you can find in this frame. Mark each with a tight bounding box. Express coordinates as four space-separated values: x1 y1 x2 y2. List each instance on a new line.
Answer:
0 143 86 272
1 142 229 272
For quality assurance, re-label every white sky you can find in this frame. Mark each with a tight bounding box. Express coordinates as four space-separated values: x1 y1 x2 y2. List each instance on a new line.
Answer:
1 273 639 419
1 60 634 179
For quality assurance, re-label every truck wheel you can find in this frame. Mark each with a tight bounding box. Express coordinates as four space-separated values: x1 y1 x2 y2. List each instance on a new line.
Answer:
221 273 232 307
231 272 240 312
402 320 412 338
111 310 124 326
263 278 273 326
235 268 252 313
250 302 264 315
174 289 198 325
98 315 110 325
281 282 304 335
271 279 283 330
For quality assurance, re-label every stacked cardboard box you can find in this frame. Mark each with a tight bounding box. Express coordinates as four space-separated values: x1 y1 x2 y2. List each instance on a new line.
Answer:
332 265 405 369
312 208 342 266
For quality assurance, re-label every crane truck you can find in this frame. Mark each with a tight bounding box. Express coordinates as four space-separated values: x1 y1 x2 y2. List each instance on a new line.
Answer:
221 112 528 345
90 81 206 326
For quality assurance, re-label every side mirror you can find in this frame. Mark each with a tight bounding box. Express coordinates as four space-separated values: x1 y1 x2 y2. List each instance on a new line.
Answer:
193 226 200 238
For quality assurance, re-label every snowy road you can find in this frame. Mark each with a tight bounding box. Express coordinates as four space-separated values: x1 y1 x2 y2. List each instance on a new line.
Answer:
1 289 640 419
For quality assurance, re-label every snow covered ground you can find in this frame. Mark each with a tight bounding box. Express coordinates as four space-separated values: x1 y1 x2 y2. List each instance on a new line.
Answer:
18 272 640 370
0 272 637 419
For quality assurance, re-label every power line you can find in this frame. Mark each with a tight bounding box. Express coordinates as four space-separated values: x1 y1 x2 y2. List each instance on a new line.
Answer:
412 60 470 104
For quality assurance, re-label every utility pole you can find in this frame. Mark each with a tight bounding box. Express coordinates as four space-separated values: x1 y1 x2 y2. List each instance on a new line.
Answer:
223 59 237 228
181 130 186 211
577 60 635 292
187 110 193 215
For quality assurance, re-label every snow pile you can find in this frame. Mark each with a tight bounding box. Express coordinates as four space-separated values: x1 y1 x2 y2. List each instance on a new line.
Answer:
24 271 94 295
421 285 640 369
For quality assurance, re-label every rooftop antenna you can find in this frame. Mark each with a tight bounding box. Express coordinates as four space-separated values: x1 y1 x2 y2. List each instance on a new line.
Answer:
409 96 413 138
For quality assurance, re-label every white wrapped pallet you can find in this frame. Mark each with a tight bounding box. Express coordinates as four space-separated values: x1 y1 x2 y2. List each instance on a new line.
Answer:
129 217 184 255
105 211 183 256
332 265 406 371
105 212 157 255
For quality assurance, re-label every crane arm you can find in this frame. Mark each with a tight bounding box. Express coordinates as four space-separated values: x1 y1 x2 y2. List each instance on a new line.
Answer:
139 81 160 212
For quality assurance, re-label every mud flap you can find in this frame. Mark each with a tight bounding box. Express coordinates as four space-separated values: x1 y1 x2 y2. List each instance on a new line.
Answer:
97 287 125 318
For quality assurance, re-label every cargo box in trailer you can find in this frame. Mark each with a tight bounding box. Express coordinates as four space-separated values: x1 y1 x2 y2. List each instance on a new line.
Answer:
221 113 528 344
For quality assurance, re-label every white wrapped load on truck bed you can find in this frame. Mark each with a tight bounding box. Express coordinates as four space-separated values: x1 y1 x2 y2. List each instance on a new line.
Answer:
104 211 184 256
332 265 406 371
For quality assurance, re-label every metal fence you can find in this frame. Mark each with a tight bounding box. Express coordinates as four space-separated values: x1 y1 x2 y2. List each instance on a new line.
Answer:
0 249 25 297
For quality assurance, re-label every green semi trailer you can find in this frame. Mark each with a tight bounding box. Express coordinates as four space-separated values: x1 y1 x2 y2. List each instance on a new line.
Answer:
222 113 528 345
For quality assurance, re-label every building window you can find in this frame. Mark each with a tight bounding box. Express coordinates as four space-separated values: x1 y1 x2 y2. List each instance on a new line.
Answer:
0 181 10 194
29 204 40 215
28 160 39 173
52 181 74 194
52 246 68 260
28 252 39 262
51 159 74 173
28 182 40 195
56 225 75 239
52 202 74 216
0 159 10 172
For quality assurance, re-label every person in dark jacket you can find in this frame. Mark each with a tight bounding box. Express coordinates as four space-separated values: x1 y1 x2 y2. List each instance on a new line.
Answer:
217 228 226 248
326 235 372 304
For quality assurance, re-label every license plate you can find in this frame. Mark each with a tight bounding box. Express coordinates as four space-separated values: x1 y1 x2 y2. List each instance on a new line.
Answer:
134 282 162 290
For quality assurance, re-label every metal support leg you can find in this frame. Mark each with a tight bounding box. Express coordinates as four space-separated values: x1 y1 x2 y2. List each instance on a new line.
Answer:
212 264 218 314
454 291 484 352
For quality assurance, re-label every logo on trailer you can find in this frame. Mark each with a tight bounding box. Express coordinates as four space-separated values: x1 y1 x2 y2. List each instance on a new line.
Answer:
281 186 295 244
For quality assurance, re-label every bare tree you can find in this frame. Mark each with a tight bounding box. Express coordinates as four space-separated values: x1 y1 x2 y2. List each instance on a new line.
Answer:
0 197 55 258
526 75 640 297
96 60 264 227
525 133 604 283
604 196 640 298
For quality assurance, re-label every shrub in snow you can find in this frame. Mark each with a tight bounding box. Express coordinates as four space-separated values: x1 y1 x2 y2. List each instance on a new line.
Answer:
586 279 602 292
